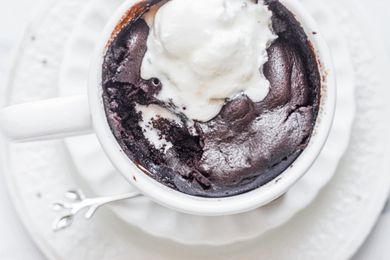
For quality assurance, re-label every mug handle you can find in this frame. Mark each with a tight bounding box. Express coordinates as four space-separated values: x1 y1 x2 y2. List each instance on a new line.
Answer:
0 95 93 142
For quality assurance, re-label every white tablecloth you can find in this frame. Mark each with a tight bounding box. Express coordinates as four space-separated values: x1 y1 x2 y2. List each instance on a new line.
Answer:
0 0 389 259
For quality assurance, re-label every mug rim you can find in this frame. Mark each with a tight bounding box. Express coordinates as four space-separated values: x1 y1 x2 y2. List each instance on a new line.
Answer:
88 0 336 216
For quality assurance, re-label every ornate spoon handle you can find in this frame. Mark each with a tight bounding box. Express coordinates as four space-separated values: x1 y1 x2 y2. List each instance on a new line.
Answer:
52 190 142 231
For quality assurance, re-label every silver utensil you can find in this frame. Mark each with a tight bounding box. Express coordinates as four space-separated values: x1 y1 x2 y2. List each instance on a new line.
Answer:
52 189 141 231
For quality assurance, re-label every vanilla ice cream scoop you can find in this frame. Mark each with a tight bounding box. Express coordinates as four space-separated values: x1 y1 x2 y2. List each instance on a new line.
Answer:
141 0 277 121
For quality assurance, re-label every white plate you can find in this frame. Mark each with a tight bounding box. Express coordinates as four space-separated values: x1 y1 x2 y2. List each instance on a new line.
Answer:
57 0 355 245
1 0 390 259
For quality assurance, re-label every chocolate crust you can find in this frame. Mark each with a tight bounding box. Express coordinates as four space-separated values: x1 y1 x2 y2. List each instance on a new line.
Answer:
102 0 321 197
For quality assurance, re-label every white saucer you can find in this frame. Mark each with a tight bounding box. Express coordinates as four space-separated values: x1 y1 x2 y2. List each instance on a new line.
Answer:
2 0 390 259
57 0 355 245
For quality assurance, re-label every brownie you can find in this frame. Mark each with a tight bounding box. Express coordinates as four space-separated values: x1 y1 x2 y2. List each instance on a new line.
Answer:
101 0 321 197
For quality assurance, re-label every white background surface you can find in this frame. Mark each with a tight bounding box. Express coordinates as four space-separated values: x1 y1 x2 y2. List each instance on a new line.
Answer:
0 0 389 259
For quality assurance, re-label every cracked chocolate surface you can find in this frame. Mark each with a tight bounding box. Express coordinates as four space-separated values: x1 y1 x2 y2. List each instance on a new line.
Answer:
102 0 321 197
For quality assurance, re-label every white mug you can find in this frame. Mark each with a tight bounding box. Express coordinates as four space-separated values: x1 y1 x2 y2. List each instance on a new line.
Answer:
0 0 336 216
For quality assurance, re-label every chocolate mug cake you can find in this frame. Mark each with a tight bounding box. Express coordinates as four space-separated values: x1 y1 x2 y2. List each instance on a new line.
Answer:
101 0 321 198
